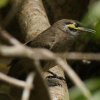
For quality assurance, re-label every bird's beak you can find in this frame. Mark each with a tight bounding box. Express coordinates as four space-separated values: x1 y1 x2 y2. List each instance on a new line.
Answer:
65 24 96 34
78 27 96 34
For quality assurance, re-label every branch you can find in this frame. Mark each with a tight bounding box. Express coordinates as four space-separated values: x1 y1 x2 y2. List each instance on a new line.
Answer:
18 0 68 100
57 52 100 61
22 72 35 100
0 30 92 99
0 72 34 89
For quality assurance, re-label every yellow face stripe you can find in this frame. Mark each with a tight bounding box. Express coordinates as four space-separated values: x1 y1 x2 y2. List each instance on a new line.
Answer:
66 24 80 30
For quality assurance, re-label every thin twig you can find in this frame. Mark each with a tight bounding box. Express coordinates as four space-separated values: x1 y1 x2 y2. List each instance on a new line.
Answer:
56 58 92 99
0 29 92 99
0 27 21 45
22 72 35 100
57 52 100 61
0 72 32 89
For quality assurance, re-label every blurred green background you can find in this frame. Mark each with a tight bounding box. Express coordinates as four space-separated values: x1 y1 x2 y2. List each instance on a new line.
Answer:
0 0 100 100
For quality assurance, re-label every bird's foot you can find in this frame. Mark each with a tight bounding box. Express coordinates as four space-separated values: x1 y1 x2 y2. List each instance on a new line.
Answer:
45 71 66 87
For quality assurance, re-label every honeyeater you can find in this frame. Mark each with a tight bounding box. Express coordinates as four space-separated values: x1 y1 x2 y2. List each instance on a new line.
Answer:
8 19 95 79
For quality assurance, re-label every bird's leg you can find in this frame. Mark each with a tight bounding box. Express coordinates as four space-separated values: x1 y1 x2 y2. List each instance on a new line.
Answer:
45 70 66 87
47 70 66 81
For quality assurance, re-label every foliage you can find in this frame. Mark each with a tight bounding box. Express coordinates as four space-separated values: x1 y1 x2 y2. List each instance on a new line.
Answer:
0 0 100 100
69 1 100 100
0 0 8 8
69 79 100 100
82 1 100 40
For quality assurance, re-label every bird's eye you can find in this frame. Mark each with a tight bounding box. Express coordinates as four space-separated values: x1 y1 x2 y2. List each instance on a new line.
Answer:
75 23 80 27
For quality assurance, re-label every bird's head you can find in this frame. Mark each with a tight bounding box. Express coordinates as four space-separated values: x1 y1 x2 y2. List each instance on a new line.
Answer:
54 19 96 38
51 19 96 52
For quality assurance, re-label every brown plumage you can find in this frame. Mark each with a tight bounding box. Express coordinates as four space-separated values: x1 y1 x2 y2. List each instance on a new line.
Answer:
8 19 95 79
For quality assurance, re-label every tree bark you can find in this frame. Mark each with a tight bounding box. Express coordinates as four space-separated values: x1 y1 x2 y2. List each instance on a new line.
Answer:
18 0 69 99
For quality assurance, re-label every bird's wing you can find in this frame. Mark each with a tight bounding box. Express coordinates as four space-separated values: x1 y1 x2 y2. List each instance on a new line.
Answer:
26 29 56 50
8 27 57 76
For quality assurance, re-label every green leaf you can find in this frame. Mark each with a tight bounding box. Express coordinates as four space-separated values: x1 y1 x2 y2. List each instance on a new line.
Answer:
82 1 100 40
94 21 100 40
0 0 9 8
82 1 100 26
69 78 100 100
90 91 100 100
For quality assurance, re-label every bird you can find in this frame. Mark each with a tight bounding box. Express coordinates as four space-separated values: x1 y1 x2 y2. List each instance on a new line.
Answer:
8 19 95 79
